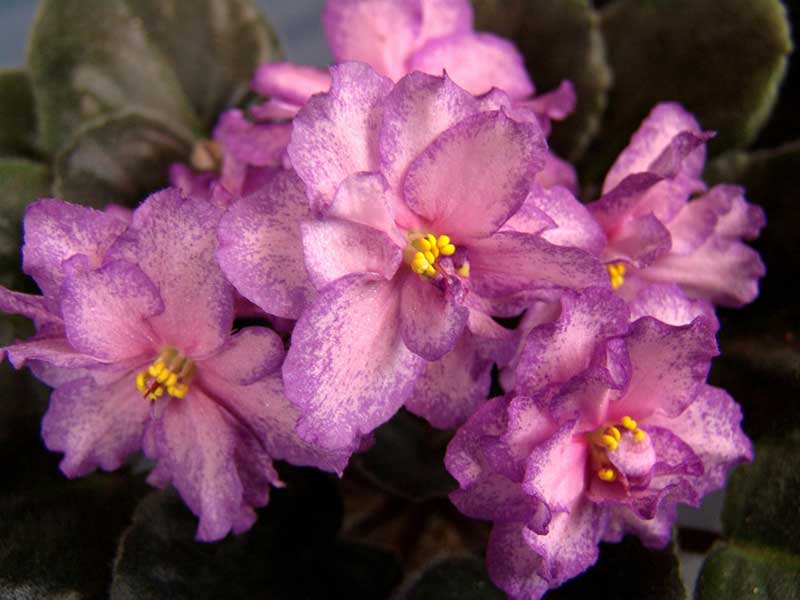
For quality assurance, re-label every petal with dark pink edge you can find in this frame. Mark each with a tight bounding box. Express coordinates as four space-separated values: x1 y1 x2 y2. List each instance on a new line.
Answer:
200 370 353 474
469 231 607 299
327 172 405 244
42 373 150 477
251 62 331 106
215 110 291 167
283 273 425 450
629 283 718 331
705 185 765 240
61 260 162 361
500 197 556 236
22 199 128 305
169 163 215 201
607 428 657 481
521 420 587 534
608 213 672 267
107 189 233 357
148 389 250 541
515 287 629 396
603 503 676 548
217 170 315 319
410 32 534 98
527 185 606 255
323 0 422 80
379 71 478 192
3 337 100 370
0 287 62 330
399 273 468 361
609 317 717 421
404 111 545 239
534 152 578 193
288 63 392 208
648 384 752 497
663 196 718 255
641 236 765 307
603 102 703 194
487 502 605 600
200 327 284 386
405 329 490 428
300 218 402 289
418 0 473 42
524 81 577 122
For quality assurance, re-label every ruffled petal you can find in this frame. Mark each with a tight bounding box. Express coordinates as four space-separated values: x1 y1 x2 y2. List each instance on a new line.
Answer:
534 152 578 193
61 260 163 361
403 110 546 239
217 170 316 319
326 172 405 244
628 283 718 331
288 62 392 208
323 0 423 80
42 372 150 477
200 327 284 386
0 287 62 330
251 61 331 106
215 110 291 167
3 336 100 371
22 199 128 305
418 0 473 42
410 32 534 98
282 273 425 450
525 185 606 255
107 189 233 357
468 231 607 298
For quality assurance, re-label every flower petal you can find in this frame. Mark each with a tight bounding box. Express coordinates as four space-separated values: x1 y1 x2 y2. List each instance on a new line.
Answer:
283 273 425 450
200 327 284 386
403 110 545 239
628 283 718 330
323 0 422 80
288 62 393 208
61 260 163 361
410 32 534 98
418 0 473 42
251 61 331 106
326 172 405 244
42 372 149 477
0 287 62 330
3 336 100 371
526 185 606 255
217 170 316 319
107 189 233 357
468 231 607 298
215 110 291 167
534 152 578 193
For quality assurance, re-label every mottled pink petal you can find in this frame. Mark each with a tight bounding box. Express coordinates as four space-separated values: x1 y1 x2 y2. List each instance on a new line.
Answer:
251 62 331 106
169 163 215 201
214 110 291 167
410 32 534 98
405 329 492 428
324 0 422 80
418 0 473 42
705 185 765 240
300 218 402 289
22 199 128 305
468 232 607 298
107 189 233 357
524 81 576 122
379 71 478 192
608 213 672 266
607 428 657 481
603 503 676 548
283 273 425 450
0 287 62 330
403 111 545 239
399 272 467 360
326 173 405 244
200 327 284 386
42 372 149 477
603 102 704 193
534 152 578 193
527 185 606 255
61 260 162 361
609 317 717 421
288 62 393 208
3 337 100 371
628 283 718 331
217 171 316 319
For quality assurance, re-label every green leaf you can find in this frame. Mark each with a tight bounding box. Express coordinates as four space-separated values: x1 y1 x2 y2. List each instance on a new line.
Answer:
27 0 282 154
111 467 381 600
0 473 147 600
398 556 504 600
53 111 192 207
0 69 38 159
548 537 685 599
472 0 611 161
352 410 457 502
582 0 792 184
695 435 800 599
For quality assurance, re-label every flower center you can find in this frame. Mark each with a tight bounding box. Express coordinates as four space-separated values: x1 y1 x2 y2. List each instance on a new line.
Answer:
135 346 196 402
587 415 647 482
404 233 456 279
606 262 626 290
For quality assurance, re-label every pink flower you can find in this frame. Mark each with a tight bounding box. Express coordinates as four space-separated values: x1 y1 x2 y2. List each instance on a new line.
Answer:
0 193 347 541
589 103 766 307
445 287 751 599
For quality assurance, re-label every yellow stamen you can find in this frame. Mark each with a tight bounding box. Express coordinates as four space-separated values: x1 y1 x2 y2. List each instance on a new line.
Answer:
607 426 621 441
135 347 195 402
404 232 458 279
620 416 637 431
598 467 617 482
601 434 619 452
633 429 647 442
606 261 627 290
457 262 470 277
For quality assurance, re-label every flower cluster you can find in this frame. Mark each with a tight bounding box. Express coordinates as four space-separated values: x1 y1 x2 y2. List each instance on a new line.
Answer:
0 0 763 597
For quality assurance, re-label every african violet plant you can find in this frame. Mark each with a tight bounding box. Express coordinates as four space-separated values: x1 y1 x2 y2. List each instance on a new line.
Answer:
0 0 796 598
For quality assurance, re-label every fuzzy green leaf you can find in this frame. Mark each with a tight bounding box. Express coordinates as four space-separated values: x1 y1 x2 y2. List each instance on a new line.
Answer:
472 0 610 161
399 556 504 600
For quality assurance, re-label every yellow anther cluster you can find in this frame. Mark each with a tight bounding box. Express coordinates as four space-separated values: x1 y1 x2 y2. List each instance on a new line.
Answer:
590 415 647 483
408 233 456 278
607 262 626 290
135 347 195 402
